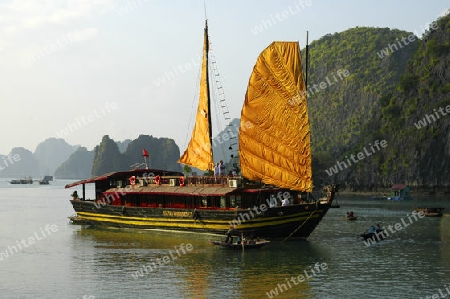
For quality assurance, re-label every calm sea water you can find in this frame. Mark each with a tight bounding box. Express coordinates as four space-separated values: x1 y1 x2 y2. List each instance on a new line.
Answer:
0 179 449 299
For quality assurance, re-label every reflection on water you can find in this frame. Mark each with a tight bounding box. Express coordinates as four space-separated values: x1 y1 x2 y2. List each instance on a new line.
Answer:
71 227 323 298
440 215 450 272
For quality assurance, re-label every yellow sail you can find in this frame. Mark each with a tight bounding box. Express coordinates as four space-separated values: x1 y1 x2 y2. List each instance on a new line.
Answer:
239 41 312 191
178 21 214 171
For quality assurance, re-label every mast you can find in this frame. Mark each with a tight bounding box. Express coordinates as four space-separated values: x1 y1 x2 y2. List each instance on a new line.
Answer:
305 31 309 92
204 20 213 159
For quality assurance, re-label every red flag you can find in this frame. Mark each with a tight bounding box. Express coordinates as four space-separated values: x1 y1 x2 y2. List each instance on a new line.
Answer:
142 149 149 157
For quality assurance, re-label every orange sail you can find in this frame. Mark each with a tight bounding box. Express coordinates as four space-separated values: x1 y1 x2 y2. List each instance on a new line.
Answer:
239 41 312 191
178 21 214 171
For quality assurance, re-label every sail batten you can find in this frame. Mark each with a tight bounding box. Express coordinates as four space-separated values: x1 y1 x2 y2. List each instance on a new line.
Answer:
239 41 312 192
178 21 214 171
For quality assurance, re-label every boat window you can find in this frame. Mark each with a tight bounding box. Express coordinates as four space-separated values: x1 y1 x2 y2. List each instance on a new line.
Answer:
235 195 241 208
202 196 208 207
209 196 220 208
220 196 226 208
155 194 164 208
185 196 196 208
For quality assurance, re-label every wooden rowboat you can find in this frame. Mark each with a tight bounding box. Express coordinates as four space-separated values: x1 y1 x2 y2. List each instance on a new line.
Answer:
414 207 445 217
210 239 270 250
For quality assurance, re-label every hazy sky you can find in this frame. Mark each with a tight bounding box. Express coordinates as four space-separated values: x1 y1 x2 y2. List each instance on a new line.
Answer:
0 0 448 155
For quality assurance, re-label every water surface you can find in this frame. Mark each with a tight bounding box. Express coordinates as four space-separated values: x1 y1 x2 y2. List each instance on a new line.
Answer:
0 180 448 298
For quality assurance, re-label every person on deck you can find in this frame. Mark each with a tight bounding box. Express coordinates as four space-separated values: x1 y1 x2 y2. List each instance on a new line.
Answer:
219 160 226 176
214 163 220 177
375 224 382 233
282 197 290 206
71 191 79 200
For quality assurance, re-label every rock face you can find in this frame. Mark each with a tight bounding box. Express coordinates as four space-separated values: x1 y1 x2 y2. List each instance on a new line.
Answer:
0 147 40 178
34 138 79 176
90 135 182 177
0 138 78 178
122 135 182 172
312 15 450 193
54 135 182 179
375 14 450 192
54 147 94 179
91 135 128 176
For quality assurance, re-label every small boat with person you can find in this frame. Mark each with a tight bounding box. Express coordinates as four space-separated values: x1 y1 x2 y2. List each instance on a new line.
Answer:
210 238 270 250
414 207 445 217
346 211 357 221
210 227 270 249
360 224 384 242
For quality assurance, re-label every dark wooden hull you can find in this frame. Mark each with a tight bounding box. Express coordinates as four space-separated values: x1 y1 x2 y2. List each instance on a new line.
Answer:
70 200 332 240
68 215 91 225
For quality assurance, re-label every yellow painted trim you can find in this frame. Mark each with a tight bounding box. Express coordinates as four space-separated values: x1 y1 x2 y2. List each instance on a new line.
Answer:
76 210 324 230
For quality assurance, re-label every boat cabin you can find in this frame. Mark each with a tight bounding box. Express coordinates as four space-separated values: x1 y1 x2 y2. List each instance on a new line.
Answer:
65 168 306 211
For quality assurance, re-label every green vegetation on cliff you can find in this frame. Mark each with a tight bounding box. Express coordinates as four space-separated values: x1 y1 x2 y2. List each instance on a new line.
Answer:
377 13 450 189
305 27 418 155
91 135 125 176
122 135 182 172
312 14 450 192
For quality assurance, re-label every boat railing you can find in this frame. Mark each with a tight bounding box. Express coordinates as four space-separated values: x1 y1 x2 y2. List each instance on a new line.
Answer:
134 175 242 187
185 176 242 187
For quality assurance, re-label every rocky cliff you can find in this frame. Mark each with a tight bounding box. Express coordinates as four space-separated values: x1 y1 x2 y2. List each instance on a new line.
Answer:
318 14 450 193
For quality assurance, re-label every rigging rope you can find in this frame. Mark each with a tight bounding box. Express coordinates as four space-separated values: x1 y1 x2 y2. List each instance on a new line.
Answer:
281 207 317 243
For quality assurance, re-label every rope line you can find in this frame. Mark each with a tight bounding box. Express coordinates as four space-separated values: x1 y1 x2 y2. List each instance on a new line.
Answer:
281 209 317 243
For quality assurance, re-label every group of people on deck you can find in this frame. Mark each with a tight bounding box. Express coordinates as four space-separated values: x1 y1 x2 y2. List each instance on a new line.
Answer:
214 160 227 177
213 160 239 178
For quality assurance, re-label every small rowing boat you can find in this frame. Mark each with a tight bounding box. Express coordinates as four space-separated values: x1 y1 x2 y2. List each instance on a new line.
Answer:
414 207 445 217
346 211 357 220
210 239 270 250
